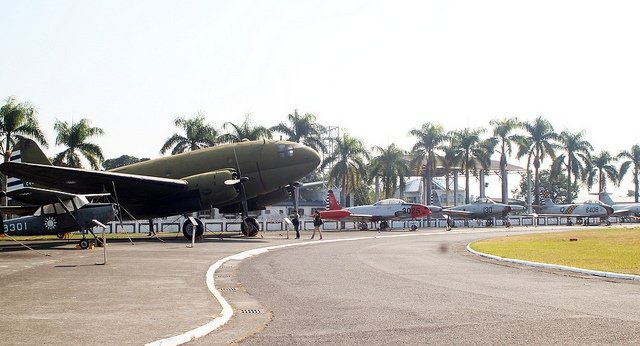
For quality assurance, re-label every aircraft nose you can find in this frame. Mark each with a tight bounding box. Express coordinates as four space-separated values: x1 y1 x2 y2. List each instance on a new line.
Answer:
295 144 321 172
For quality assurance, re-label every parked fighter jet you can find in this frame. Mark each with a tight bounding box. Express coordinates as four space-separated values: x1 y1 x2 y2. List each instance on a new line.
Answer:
0 189 117 249
320 190 439 230
536 195 614 225
432 194 526 228
598 191 640 220
0 138 320 240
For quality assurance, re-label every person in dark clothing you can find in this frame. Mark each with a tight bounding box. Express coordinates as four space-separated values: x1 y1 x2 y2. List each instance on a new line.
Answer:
290 211 300 239
311 210 323 240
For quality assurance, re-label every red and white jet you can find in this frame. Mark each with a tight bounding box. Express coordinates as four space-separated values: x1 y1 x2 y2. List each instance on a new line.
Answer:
319 190 440 230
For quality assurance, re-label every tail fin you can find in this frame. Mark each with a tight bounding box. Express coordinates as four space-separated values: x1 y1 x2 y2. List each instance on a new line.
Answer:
599 191 614 205
325 190 343 210
430 191 442 207
6 138 51 193
540 190 554 206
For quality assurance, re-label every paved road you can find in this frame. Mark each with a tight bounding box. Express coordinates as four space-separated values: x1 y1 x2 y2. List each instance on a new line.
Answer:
2 226 640 345
229 229 640 345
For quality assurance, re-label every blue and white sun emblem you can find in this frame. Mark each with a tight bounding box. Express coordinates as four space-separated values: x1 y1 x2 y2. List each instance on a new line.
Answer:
44 217 57 231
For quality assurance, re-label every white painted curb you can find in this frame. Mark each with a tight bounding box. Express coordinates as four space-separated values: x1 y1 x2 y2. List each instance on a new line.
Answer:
467 244 640 281
145 232 444 345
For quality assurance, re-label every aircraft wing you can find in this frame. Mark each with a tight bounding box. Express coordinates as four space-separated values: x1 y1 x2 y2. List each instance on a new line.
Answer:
0 205 39 216
6 187 103 205
0 162 188 202
530 212 607 218
438 209 474 217
611 209 632 217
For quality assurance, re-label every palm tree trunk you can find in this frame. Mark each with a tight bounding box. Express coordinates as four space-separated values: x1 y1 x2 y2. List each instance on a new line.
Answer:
426 152 433 207
635 167 639 203
501 153 508 204
567 158 572 204
465 165 470 204
453 170 459 206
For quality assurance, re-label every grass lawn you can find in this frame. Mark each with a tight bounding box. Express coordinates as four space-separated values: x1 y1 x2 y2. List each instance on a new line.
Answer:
469 228 640 275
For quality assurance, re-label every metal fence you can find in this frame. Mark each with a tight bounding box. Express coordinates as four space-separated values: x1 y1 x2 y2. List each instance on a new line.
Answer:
103 215 634 234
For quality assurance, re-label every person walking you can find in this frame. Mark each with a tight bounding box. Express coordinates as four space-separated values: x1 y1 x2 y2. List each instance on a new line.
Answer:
290 211 300 239
311 210 323 240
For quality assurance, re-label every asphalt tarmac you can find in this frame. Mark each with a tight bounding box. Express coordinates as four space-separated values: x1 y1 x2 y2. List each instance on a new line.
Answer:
2 225 640 345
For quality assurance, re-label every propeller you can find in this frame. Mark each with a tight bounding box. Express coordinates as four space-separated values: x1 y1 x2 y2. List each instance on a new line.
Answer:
287 181 301 212
224 147 254 236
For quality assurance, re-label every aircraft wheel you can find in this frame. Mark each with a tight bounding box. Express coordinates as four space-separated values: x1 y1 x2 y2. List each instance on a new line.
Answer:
241 217 259 237
358 222 368 231
410 224 418 231
380 221 389 230
182 218 204 240
486 219 493 227
79 239 90 250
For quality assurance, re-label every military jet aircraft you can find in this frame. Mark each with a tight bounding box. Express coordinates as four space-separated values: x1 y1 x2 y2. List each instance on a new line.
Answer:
320 190 439 230
598 191 640 220
535 195 614 225
433 195 526 228
0 138 320 240
0 188 117 249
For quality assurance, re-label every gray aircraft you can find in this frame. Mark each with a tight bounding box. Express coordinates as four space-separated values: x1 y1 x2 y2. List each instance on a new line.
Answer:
598 191 640 220
536 195 614 225
0 188 117 249
433 194 526 228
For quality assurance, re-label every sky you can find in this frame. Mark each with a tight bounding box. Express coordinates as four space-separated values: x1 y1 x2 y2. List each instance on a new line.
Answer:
2 0 640 199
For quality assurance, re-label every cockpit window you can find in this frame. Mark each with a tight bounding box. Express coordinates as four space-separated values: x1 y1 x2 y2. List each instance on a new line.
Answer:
277 144 294 158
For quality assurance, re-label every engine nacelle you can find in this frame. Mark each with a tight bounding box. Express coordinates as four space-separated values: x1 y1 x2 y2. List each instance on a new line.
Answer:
183 170 239 207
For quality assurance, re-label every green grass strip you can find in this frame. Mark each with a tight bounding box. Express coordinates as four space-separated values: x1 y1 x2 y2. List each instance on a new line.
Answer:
469 228 640 275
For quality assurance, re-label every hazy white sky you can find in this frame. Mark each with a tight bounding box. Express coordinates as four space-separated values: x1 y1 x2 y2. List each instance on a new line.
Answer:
2 0 640 197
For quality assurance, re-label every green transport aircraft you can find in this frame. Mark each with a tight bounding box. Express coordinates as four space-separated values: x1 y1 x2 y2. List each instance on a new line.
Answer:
0 138 321 242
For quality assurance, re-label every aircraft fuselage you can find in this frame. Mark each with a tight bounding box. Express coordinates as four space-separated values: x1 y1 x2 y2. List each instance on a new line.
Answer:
2 203 116 236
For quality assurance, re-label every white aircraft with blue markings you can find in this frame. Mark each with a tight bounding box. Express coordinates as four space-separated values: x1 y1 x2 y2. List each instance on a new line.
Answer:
535 195 614 226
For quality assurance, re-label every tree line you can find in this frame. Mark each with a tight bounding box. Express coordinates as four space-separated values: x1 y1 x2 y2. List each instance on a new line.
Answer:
2 96 639 208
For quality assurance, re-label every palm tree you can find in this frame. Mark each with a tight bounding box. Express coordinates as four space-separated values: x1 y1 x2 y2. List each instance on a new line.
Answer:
219 114 272 143
489 117 520 204
587 151 619 196
53 119 104 169
270 109 326 154
369 144 410 199
160 113 219 155
551 130 592 203
320 134 369 206
514 117 560 207
436 143 463 206
618 144 640 202
0 96 49 202
451 128 497 203
409 123 448 206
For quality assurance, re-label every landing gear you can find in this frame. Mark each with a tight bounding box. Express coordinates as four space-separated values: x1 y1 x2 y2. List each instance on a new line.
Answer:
410 224 418 231
486 219 493 227
241 217 259 237
79 238 90 250
380 221 389 231
357 222 369 231
182 218 204 240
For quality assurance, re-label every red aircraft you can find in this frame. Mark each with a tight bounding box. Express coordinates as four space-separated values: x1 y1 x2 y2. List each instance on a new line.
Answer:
319 190 436 230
